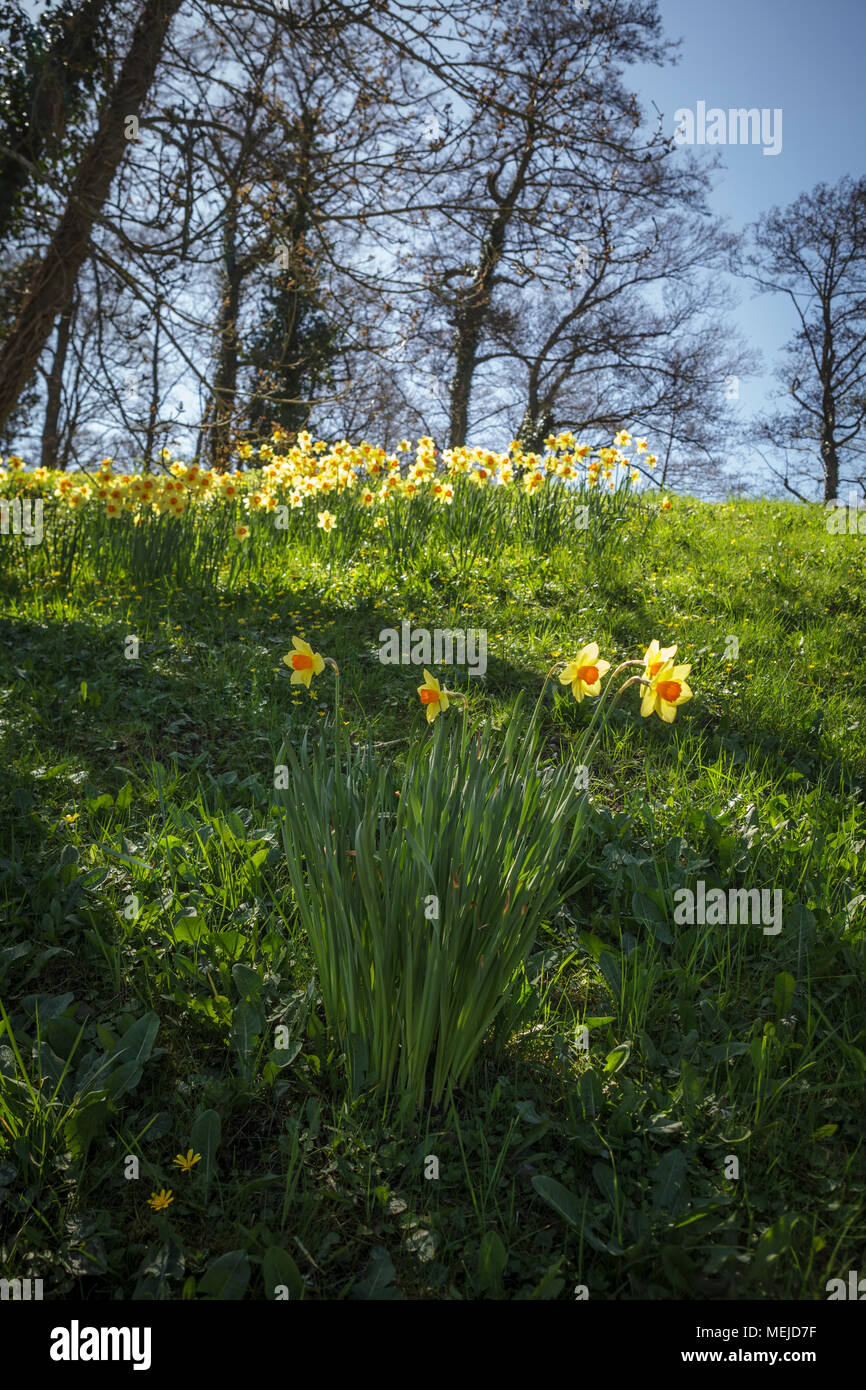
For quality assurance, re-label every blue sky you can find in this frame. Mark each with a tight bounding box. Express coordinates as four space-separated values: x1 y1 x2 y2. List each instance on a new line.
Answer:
629 0 866 478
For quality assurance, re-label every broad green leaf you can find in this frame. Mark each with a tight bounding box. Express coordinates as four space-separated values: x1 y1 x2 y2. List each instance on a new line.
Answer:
231 999 264 1058
264 1246 304 1300
350 1246 403 1300
531 1174 584 1227
477 1231 507 1291
105 1060 144 1102
21 991 74 1023
653 1149 688 1213
190 1108 221 1198
198 1249 250 1301
231 963 262 998
64 1096 108 1158
603 1041 631 1074
579 1068 603 1118
172 915 207 945
109 1011 159 1067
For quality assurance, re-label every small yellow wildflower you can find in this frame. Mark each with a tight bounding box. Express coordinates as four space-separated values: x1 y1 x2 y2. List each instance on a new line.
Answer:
172 1149 202 1174
147 1189 174 1212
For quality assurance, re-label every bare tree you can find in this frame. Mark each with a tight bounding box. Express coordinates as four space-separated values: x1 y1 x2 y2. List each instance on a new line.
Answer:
0 0 184 433
739 175 866 502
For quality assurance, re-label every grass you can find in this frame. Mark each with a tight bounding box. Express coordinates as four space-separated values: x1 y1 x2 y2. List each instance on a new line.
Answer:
0 485 864 1300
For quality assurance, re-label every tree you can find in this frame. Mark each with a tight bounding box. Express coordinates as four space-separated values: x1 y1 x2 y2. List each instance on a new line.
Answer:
740 176 866 502
0 0 112 245
406 0 708 449
0 0 184 435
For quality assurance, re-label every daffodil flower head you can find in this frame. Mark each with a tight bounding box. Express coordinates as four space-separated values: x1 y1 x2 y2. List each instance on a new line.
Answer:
417 669 449 723
559 643 610 702
642 640 677 684
283 636 326 687
641 658 693 723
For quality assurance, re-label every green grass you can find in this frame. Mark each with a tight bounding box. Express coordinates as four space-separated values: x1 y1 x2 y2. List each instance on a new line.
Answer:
1 490 864 1300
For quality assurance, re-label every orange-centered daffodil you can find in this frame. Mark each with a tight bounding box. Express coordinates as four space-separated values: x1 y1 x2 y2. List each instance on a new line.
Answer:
559 643 610 702
417 669 449 723
283 636 325 688
641 657 693 723
642 640 678 685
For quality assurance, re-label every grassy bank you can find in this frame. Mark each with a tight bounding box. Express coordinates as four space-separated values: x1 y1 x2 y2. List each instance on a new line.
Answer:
1 482 864 1300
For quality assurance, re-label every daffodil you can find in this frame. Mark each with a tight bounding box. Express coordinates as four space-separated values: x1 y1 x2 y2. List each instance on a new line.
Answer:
317 509 336 531
417 669 449 723
147 1189 174 1212
641 658 693 723
559 643 610 702
283 636 325 687
172 1149 202 1174
642 640 678 686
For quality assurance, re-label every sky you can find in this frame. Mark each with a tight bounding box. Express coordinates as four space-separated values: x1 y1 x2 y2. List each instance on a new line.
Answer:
627 0 866 485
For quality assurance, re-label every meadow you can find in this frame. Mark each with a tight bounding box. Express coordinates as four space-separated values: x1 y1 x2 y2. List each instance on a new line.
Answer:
1 434 864 1301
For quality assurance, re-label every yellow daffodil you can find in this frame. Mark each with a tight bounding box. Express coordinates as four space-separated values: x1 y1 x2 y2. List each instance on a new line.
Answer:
417 669 449 723
234 523 250 540
283 637 325 687
615 430 631 448
641 658 693 723
317 509 336 531
642 640 678 686
559 643 610 702
147 1189 174 1212
172 1149 202 1174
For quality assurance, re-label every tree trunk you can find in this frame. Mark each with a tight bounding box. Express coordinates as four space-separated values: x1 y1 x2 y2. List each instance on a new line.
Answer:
143 297 163 470
447 141 535 449
0 0 183 435
447 217 507 449
207 202 243 471
39 301 74 470
820 311 839 502
516 404 553 455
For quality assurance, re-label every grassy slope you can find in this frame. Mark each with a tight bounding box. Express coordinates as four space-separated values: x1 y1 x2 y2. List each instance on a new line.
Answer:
0 493 864 1300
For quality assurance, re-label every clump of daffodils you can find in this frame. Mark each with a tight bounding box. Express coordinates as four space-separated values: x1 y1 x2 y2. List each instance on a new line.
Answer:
2 429 660 520
417 638 694 727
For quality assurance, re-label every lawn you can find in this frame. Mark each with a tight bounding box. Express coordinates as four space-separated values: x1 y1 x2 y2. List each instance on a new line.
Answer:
1 451 864 1301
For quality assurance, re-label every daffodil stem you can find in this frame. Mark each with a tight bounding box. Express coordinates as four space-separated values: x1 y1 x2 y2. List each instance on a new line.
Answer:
579 670 652 768
325 657 342 775
527 662 564 732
